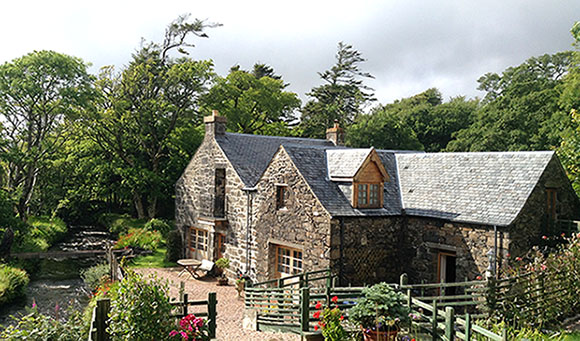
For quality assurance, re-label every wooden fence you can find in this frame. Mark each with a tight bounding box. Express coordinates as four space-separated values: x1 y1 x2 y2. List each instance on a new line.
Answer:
245 270 504 340
249 268 335 288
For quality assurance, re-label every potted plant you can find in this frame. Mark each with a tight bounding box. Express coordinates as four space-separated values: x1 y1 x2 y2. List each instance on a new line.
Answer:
215 257 230 286
349 283 410 341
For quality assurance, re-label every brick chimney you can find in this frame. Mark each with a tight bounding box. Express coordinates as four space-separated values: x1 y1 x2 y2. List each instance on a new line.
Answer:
204 110 227 137
326 120 345 146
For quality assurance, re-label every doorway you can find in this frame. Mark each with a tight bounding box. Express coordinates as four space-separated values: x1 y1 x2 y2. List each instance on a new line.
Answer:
437 252 456 295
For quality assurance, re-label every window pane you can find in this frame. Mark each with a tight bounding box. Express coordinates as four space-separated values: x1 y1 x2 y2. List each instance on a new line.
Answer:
358 184 368 205
370 184 380 206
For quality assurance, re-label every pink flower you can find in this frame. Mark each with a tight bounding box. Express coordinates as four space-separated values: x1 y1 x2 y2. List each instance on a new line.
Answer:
180 331 188 340
506 253 510 257
562 233 566 237
541 264 547 271
476 275 482 280
169 330 178 337
542 235 548 240
516 257 522 261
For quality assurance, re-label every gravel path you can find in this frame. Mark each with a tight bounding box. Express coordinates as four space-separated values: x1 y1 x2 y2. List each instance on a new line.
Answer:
135 267 300 341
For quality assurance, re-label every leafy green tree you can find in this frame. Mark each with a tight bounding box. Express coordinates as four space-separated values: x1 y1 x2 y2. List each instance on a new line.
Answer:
0 50 95 221
346 106 423 150
300 42 375 138
558 22 580 196
201 64 300 135
81 15 215 218
447 52 573 152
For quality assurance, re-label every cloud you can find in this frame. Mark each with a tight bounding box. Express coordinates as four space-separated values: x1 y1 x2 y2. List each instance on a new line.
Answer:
0 0 578 104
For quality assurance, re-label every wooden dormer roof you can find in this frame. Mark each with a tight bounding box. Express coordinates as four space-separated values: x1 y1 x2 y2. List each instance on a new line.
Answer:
326 148 389 183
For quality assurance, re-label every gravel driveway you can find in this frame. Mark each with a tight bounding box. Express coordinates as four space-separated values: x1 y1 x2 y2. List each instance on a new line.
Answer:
135 267 300 341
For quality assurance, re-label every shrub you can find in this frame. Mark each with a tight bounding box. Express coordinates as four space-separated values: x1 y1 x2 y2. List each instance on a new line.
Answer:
113 228 163 251
165 229 183 263
80 262 110 292
13 216 68 253
98 213 146 236
312 296 348 341
0 264 29 306
349 283 410 332
0 304 86 340
144 218 173 238
105 271 174 340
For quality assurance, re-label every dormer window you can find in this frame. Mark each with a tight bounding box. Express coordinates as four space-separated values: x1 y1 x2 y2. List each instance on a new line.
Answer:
356 183 382 208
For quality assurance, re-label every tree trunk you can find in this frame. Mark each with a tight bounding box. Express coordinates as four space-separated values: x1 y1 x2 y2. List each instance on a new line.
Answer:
133 191 146 219
147 196 157 219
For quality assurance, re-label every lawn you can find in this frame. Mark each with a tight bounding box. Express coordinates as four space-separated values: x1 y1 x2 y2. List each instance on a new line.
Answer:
128 247 177 268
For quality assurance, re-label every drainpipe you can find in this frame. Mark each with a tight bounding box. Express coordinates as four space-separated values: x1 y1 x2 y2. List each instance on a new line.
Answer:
339 217 345 286
242 187 257 277
493 225 498 278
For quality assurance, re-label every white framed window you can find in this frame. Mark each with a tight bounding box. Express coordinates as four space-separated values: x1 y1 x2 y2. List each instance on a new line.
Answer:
189 227 209 260
276 245 303 276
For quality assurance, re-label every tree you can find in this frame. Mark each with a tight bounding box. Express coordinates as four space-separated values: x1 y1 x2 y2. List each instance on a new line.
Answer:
201 64 300 135
447 52 574 152
558 22 580 196
299 42 375 138
346 106 423 150
0 50 95 221
82 15 216 219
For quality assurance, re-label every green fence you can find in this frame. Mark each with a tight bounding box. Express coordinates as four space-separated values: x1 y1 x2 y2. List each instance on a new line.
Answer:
245 269 505 340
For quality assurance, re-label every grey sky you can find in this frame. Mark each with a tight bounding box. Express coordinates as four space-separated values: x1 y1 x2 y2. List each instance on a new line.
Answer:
1 0 578 104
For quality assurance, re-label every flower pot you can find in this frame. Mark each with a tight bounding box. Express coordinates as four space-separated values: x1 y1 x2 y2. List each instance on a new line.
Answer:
217 277 229 286
363 329 398 341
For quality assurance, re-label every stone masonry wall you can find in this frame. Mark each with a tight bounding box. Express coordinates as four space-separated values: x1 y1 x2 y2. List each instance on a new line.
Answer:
175 136 249 279
403 217 510 284
509 155 580 256
251 147 331 284
329 216 404 286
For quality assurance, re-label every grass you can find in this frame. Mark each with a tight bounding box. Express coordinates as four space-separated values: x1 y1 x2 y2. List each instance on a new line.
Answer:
127 247 177 268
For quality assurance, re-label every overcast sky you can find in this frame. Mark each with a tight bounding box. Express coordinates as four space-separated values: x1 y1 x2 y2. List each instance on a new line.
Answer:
1 0 579 104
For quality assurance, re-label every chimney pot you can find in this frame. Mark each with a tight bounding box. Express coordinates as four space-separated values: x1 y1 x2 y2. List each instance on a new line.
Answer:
326 121 345 146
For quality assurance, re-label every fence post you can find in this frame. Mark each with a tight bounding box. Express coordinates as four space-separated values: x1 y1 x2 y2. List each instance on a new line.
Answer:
300 287 310 333
299 274 304 288
326 268 332 289
277 278 283 288
431 300 438 341
464 313 471 341
96 298 110 341
487 276 496 318
208 292 217 339
182 293 188 317
407 289 412 330
444 307 455 341
325 284 331 307
400 273 408 287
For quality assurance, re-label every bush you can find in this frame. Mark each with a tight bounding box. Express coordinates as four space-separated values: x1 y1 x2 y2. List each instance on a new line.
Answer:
98 213 146 236
12 216 67 253
105 271 174 340
165 230 183 263
0 264 29 306
114 228 163 251
349 283 410 331
0 305 86 340
144 218 173 238
80 262 110 291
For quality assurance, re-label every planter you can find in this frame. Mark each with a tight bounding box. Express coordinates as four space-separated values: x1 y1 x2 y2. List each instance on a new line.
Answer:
362 329 398 341
217 277 229 286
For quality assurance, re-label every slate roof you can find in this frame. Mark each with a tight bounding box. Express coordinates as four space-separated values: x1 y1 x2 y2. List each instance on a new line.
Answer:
211 132 555 225
396 151 555 226
284 144 401 216
326 149 373 180
214 133 334 186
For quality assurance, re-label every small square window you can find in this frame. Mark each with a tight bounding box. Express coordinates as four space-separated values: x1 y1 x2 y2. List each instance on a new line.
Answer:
355 183 382 208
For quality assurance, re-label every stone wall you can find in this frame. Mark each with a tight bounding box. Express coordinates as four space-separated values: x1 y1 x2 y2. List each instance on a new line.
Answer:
402 217 509 284
509 154 580 256
329 216 404 286
251 147 332 284
175 136 249 278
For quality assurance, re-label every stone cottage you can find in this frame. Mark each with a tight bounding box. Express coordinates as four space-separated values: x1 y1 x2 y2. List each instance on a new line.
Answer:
175 111 580 286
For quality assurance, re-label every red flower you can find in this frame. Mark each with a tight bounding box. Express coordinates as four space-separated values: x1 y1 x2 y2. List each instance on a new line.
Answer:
314 325 319 331
516 257 522 261
476 275 482 280
313 311 321 319
542 235 548 240
315 301 322 310
331 296 338 303
340 315 344 321
506 253 510 257
562 233 566 237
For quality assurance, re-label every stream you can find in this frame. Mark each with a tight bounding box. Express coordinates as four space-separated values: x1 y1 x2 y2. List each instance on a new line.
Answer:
0 225 116 326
